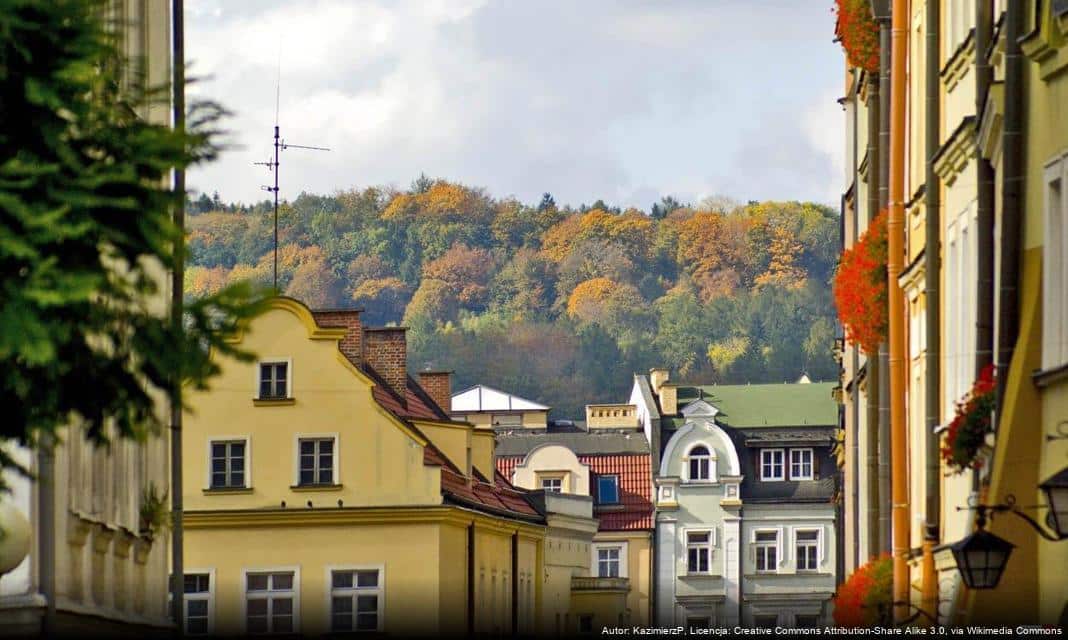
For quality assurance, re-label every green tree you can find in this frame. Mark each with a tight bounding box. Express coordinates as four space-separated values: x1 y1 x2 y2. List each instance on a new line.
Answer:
0 0 266 487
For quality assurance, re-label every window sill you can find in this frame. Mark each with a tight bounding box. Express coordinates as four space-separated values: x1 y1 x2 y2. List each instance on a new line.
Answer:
594 503 625 512
203 487 253 495
253 397 296 406
1033 362 1068 388
290 483 343 492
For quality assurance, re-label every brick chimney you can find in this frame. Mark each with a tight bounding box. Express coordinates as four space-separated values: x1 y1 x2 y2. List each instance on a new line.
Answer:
312 309 362 365
418 370 453 415
362 327 408 400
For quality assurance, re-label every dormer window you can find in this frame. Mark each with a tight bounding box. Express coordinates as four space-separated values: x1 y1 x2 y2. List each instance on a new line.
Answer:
760 449 785 482
597 475 619 504
687 445 713 482
789 449 814 480
258 361 290 400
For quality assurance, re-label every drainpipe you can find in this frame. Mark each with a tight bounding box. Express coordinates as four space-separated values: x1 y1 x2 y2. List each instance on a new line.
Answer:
170 0 186 634
865 61 882 564
511 532 519 635
876 0 893 558
996 0 1023 430
851 71 862 574
975 0 995 380
467 523 476 635
920 0 942 619
37 443 56 636
888 0 910 624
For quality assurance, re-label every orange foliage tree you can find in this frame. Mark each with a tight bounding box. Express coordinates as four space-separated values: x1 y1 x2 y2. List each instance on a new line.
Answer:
421 243 496 307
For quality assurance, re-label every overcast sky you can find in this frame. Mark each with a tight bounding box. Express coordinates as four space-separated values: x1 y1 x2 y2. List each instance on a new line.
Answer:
186 0 844 211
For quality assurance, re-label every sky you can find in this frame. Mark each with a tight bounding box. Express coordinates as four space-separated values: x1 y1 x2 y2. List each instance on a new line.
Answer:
185 0 845 211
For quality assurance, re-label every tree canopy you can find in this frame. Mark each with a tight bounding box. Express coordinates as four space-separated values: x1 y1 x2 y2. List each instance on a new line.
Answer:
186 179 839 417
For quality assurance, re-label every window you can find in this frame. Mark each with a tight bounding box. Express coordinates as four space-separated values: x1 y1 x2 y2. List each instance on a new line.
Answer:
760 449 784 481
789 449 814 481
330 568 382 632
541 477 563 493
258 362 289 399
245 571 296 634
795 614 820 628
597 475 619 504
1044 156 1068 369
184 573 212 635
755 531 779 573
687 445 712 481
493 414 522 427
210 440 246 489
686 530 712 574
578 614 594 634
298 438 335 485
597 547 621 578
687 617 711 629
796 530 820 572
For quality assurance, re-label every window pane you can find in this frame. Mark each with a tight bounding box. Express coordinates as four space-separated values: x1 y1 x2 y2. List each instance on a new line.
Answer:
247 616 268 633
300 441 315 455
259 380 272 398
333 572 354 590
187 618 208 634
247 599 268 615
356 595 377 613
231 442 245 457
688 532 709 543
356 571 378 588
272 597 293 615
184 574 204 593
272 615 293 633
187 599 208 616
690 445 709 456
247 575 268 591
230 457 244 472
332 614 353 632
318 469 332 484
272 573 293 590
756 532 777 542
333 595 353 613
356 613 378 631
797 530 819 541
212 459 226 473
300 470 314 485
319 440 333 454
211 472 226 488
275 363 287 381
211 444 225 458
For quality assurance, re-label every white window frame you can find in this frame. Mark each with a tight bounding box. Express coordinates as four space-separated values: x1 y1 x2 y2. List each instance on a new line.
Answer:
1043 153 1068 369
539 473 565 493
684 528 715 575
183 568 215 636
789 448 814 481
206 436 251 490
589 540 627 581
241 566 300 635
294 433 340 486
752 529 781 574
324 564 385 633
255 358 293 400
684 443 717 483
760 449 785 482
795 528 823 572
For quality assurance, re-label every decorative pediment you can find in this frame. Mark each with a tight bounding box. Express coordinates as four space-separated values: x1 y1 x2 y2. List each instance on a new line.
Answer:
681 399 719 418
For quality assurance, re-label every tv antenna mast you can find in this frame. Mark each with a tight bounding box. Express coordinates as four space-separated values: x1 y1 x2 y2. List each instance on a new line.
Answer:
254 60 329 290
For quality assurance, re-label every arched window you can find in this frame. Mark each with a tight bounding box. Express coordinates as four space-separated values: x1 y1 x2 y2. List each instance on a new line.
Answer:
688 445 712 481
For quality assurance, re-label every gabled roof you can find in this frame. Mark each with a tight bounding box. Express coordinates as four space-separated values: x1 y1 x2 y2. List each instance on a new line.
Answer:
451 384 550 412
671 382 838 429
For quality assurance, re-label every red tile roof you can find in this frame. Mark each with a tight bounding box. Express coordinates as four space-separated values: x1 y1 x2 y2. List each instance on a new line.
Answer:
496 453 653 531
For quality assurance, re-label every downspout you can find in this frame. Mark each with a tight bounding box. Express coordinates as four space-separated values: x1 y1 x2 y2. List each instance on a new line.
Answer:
865 60 882 563
876 0 893 557
467 523 476 635
920 0 942 619
511 532 519 635
975 0 996 381
170 0 186 633
888 0 910 624
996 0 1023 431
37 444 55 636
851 69 861 574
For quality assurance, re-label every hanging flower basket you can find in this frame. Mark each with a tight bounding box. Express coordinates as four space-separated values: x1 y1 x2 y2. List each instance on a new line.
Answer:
942 364 997 474
834 209 888 355
834 554 893 627
834 0 880 73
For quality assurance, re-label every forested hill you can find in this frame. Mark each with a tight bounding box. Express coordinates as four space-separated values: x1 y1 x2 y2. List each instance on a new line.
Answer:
185 179 840 418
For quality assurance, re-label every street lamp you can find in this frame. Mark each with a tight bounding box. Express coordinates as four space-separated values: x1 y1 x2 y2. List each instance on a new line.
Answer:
1038 467 1068 539
949 527 1015 590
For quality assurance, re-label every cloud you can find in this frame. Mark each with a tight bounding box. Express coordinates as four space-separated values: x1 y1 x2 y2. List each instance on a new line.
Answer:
186 1 843 209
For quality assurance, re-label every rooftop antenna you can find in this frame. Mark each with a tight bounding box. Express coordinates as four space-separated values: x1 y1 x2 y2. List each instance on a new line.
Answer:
254 44 329 290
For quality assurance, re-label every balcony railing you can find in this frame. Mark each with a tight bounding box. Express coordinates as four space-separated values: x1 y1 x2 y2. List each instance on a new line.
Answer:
571 576 630 592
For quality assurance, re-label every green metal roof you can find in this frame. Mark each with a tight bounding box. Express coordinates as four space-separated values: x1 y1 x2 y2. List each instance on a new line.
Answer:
672 382 838 428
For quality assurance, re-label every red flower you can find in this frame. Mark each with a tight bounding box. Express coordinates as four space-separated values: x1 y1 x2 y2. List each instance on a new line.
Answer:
942 366 997 473
834 0 880 73
834 209 888 355
835 555 893 627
